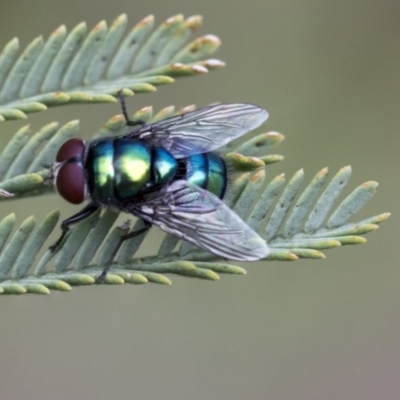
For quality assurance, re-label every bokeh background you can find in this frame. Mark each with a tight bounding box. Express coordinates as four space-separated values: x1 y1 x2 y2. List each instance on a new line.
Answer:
0 1 399 399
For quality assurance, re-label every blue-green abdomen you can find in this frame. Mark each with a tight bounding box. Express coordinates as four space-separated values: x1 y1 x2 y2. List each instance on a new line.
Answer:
185 153 227 199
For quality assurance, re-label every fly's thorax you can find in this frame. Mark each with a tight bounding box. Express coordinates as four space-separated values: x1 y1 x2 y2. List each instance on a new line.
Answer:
184 152 228 199
86 139 115 204
86 138 178 204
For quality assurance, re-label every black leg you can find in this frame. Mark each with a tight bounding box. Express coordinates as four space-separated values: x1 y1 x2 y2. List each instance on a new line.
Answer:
117 90 145 128
97 220 151 282
49 203 100 252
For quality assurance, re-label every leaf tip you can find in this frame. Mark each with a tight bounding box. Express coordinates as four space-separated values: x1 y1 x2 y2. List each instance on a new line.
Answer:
261 154 285 165
102 274 125 285
120 88 134 97
251 169 266 182
76 21 87 30
51 92 71 102
341 165 352 173
63 273 95 285
52 280 72 291
8 37 20 48
165 14 184 25
0 189 14 198
113 13 128 25
67 120 80 128
124 272 148 284
379 212 391 222
185 15 203 31
140 14 154 26
267 250 298 261
2 284 27 295
26 284 50 295
93 20 107 32
47 209 61 220
179 104 196 114
191 64 208 74
33 35 44 45
361 181 379 189
5 213 16 223
289 253 299 261
203 34 221 45
201 269 220 280
53 24 67 36
202 59 226 69
317 167 329 176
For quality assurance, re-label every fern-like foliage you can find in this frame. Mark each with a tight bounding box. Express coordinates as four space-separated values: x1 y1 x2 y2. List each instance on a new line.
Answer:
0 14 224 121
0 106 389 294
0 14 390 294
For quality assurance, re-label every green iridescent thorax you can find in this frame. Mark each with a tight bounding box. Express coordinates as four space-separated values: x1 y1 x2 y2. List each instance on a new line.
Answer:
87 139 115 203
113 138 152 200
185 153 227 199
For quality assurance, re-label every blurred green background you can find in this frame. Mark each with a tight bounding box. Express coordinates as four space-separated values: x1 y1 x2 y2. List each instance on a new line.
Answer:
0 0 399 399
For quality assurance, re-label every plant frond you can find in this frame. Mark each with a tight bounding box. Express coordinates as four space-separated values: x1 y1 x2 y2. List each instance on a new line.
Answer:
0 121 79 197
0 104 389 294
0 103 280 198
0 14 224 121
0 164 389 294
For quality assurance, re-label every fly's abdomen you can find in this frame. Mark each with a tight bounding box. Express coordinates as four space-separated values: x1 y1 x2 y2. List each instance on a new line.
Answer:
152 147 178 185
207 153 227 198
185 153 227 199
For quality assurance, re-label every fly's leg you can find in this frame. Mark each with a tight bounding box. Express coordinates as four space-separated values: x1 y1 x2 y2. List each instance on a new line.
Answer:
117 90 145 129
97 220 151 282
49 203 100 252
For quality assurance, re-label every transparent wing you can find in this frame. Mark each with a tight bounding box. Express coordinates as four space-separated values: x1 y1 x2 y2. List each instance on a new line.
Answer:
128 180 269 261
128 103 268 158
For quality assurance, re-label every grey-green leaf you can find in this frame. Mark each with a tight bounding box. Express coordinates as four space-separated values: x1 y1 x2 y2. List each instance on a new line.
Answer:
0 102 389 294
0 14 224 121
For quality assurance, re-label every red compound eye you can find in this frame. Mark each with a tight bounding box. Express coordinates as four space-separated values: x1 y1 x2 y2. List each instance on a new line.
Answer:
56 139 85 162
55 139 86 204
56 163 86 204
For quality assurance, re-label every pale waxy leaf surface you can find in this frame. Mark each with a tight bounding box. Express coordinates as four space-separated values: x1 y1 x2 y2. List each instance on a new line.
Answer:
0 104 389 294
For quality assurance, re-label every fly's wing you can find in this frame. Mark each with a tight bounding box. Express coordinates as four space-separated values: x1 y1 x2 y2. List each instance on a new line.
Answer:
128 103 268 159
128 180 269 261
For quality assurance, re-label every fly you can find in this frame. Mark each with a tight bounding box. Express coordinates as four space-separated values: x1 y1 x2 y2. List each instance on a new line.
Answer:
49 93 270 281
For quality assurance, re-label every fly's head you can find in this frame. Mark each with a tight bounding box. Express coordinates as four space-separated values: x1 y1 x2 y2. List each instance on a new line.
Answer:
47 138 88 204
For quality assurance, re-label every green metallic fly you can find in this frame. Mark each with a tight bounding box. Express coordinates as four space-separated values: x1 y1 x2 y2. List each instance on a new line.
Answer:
49 94 269 280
